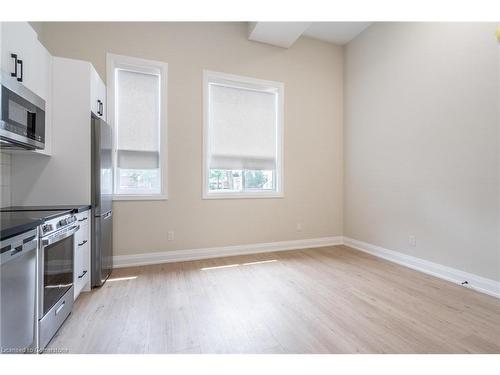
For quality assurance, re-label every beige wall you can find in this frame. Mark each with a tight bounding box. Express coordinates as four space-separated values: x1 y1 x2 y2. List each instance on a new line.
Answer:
344 23 499 281
37 22 344 255
29 22 498 281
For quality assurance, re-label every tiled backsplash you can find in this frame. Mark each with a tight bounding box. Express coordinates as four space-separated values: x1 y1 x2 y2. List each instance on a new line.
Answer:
0 152 11 207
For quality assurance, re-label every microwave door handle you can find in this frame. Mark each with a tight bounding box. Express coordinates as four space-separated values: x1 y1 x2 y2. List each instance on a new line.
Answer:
17 59 23 82
10 54 18 78
27 111 36 130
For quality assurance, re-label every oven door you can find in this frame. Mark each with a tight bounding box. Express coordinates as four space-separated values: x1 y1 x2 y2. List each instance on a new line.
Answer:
39 225 79 318
0 78 45 150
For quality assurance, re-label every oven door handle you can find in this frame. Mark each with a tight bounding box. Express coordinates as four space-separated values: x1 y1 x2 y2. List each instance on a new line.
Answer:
42 225 80 246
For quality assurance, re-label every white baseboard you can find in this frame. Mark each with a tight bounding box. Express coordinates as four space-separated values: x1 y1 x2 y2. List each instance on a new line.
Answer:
343 237 500 299
113 236 343 269
113 235 499 299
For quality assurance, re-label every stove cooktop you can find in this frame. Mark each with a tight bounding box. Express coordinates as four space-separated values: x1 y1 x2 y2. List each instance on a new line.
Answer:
0 210 72 241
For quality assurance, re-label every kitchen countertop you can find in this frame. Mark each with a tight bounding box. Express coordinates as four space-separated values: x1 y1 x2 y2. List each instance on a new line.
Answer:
0 210 73 241
0 204 91 213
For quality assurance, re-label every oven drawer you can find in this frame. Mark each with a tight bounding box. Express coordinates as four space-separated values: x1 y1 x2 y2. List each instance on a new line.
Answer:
38 286 74 351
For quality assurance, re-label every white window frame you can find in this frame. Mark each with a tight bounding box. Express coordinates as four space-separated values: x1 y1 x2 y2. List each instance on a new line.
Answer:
202 70 284 199
107 53 168 201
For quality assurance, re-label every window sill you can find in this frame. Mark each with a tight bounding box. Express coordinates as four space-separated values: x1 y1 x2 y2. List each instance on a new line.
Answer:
113 194 168 201
203 192 284 200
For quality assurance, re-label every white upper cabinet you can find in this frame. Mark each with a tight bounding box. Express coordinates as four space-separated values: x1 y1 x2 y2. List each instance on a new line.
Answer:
1 22 53 156
31 40 51 102
1 22 51 101
11 57 107 206
90 66 106 120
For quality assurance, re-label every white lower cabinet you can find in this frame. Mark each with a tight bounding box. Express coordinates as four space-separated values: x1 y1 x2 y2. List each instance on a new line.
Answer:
74 210 91 300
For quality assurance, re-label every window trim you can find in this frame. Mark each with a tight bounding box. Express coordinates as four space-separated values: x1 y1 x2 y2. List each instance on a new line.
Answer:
202 70 284 200
107 53 168 201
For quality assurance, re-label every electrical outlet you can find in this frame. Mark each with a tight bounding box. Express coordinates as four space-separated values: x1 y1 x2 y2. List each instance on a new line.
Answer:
408 235 416 247
167 231 174 241
296 223 303 232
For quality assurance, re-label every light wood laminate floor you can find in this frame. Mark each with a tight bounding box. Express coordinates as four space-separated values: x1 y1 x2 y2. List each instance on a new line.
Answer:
48 245 500 353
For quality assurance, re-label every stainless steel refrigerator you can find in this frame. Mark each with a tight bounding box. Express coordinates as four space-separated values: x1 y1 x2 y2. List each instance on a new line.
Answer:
91 115 113 287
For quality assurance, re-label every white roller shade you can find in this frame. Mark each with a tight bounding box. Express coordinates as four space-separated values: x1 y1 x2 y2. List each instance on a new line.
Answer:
116 69 160 169
208 83 277 170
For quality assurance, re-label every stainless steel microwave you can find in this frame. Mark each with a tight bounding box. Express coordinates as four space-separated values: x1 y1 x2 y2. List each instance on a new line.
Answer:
0 73 45 150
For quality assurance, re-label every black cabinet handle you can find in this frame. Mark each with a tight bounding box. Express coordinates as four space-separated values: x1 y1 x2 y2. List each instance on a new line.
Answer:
78 270 88 279
78 240 88 247
10 54 18 78
17 59 23 82
11 245 23 256
97 100 103 116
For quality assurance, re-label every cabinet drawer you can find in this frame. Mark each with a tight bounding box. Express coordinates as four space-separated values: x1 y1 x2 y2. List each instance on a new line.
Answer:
74 268 89 300
76 210 90 226
74 239 90 300
75 224 89 246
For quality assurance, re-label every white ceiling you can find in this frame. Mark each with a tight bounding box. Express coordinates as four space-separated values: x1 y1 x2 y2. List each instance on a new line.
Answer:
247 22 372 48
303 22 372 45
248 22 312 48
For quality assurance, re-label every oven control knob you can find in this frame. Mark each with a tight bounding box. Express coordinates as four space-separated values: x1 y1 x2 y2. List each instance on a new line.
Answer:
42 224 53 233
59 218 67 226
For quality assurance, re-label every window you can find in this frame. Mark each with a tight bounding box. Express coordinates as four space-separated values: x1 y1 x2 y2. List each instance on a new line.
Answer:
203 70 284 198
107 54 167 199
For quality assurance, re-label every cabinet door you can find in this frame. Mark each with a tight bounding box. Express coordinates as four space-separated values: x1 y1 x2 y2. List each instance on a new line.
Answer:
1 22 50 100
29 41 51 100
73 238 82 299
98 79 106 121
1 22 34 80
90 67 106 120
74 222 90 300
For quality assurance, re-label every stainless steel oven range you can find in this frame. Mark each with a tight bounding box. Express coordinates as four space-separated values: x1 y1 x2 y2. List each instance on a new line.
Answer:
38 212 79 351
